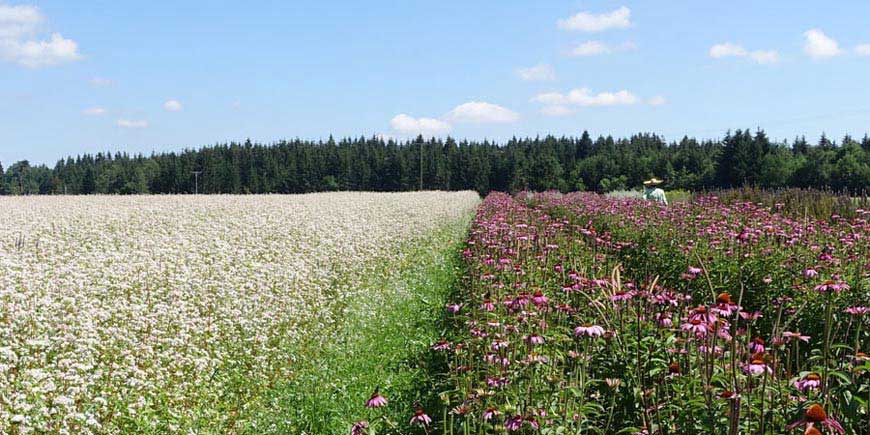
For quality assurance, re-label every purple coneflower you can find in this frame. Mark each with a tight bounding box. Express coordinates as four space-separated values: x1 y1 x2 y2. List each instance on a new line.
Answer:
446 303 462 313
350 421 369 435
574 323 605 337
532 290 548 305
786 403 845 434
743 354 771 376
783 331 811 343
681 319 710 337
431 338 451 351
409 407 432 426
846 306 869 315
365 390 387 408
527 334 545 345
749 337 766 354
482 406 501 422
794 373 822 392
814 280 849 293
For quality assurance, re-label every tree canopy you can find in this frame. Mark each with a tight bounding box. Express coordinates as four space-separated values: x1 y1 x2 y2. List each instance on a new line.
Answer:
3 130 870 195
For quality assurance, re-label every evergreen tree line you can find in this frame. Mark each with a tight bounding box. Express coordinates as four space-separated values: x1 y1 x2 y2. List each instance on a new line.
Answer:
2 129 870 195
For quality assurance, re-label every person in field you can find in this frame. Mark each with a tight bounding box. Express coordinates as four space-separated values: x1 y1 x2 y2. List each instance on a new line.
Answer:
643 177 668 205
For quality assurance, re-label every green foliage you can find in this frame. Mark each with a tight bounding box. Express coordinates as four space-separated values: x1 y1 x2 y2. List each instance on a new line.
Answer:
6 130 870 196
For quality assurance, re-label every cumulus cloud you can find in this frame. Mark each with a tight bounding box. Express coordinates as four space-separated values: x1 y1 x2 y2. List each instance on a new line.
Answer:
0 4 81 68
567 40 635 57
82 107 106 116
390 114 451 136
647 96 667 106
117 119 149 129
803 29 841 58
517 63 555 81
854 44 870 56
558 6 631 32
163 99 183 112
446 102 519 124
709 43 778 64
532 88 639 107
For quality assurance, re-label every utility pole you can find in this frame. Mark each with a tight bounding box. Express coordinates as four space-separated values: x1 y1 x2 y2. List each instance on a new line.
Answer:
192 171 202 195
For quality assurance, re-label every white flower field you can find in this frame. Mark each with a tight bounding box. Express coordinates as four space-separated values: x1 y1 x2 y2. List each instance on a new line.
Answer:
0 192 479 434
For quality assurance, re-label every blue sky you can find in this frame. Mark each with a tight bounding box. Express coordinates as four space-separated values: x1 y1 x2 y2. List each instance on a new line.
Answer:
3 1 870 165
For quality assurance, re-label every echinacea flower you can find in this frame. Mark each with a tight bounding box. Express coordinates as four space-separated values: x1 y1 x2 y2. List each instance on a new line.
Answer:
681 319 710 337
786 403 845 434
446 303 462 313
845 306 869 315
410 407 432 426
482 406 501 422
532 290 548 305
743 353 771 376
574 323 605 337
365 390 387 408
794 373 822 392
431 338 451 351
749 337 766 354
351 421 369 435
783 331 811 343
813 281 850 293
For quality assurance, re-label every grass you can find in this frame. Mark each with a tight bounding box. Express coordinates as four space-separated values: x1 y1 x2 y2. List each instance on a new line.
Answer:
232 216 472 434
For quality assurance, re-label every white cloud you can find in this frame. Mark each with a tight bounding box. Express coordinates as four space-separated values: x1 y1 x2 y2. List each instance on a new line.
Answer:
117 119 149 129
709 43 778 64
567 40 635 57
163 99 183 112
82 107 106 116
517 63 555 81
540 105 573 116
709 42 747 58
569 40 609 56
0 32 80 67
446 101 519 124
855 44 870 56
558 6 631 32
89 77 115 87
647 96 667 106
0 3 42 39
804 28 842 58
0 4 80 68
532 88 639 107
390 114 451 136
749 50 779 64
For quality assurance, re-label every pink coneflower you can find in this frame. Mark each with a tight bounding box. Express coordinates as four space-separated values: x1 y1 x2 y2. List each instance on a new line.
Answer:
431 338 451 351
803 268 819 278
532 290 548 305
505 415 523 432
365 390 387 408
667 362 681 378
689 305 717 324
446 303 462 313
409 405 432 426
783 331 811 343
846 306 870 315
527 334 545 345
794 373 822 392
486 376 509 388
681 319 710 337
786 403 845 434
610 290 634 302
713 293 740 316
813 280 849 293
743 354 771 376
687 266 702 275
739 311 762 321
656 312 673 327
482 406 501 422
749 337 766 354
574 323 605 337
481 298 495 311
351 421 369 435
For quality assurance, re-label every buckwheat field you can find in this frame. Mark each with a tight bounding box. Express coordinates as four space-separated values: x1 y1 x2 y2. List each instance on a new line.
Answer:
0 192 480 434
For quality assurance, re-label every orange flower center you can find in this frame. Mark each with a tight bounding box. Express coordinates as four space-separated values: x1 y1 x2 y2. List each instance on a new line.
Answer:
806 373 821 381
717 293 732 304
805 403 827 423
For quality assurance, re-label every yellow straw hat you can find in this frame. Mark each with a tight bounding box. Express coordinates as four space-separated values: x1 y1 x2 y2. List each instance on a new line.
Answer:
643 177 663 186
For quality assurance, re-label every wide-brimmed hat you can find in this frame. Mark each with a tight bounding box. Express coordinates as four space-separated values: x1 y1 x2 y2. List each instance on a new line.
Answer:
643 177 663 186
